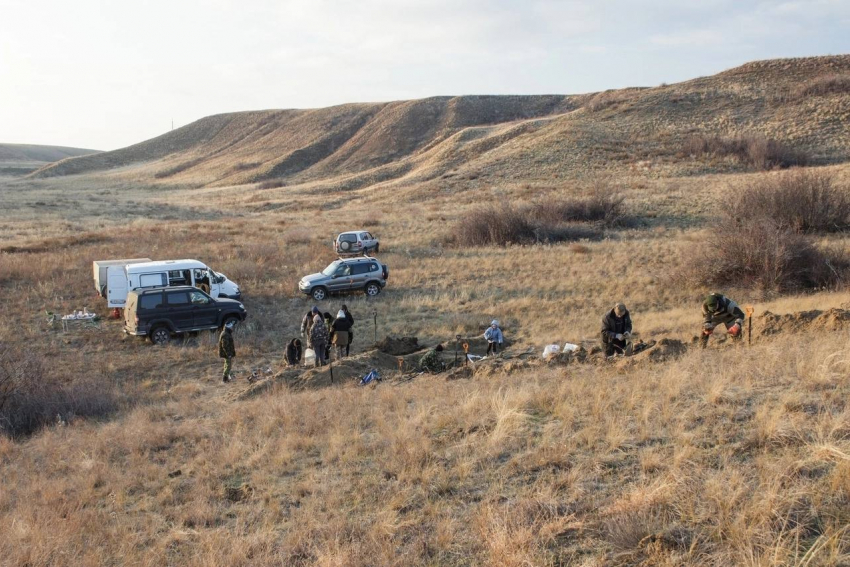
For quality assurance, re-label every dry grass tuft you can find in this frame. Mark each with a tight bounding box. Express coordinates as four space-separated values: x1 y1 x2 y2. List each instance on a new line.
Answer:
794 74 850 98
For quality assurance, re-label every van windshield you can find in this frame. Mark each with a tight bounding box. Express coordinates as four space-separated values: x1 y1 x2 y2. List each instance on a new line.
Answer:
322 261 341 276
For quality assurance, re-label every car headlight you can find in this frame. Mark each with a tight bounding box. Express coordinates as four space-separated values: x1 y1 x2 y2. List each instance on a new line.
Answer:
238 303 245 309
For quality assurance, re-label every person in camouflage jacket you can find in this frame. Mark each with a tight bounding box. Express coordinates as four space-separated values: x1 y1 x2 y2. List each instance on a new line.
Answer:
310 315 329 367
419 345 445 373
701 293 745 347
219 321 236 382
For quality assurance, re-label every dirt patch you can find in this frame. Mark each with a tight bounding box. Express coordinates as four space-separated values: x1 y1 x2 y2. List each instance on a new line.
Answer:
758 308 850 338
376 336 421 356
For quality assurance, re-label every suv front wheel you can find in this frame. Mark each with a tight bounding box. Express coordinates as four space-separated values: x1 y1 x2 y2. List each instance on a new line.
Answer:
311 286 328 301
150 326 171 346
365 282 381 297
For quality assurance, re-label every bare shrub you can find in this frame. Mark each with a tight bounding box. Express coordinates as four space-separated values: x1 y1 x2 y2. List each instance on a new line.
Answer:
679 219 848 292
794 74 850 98
0 346 117 438
258 179 286 189
231 161 261 172
453 204 535 246
729 169 850 233
681 135 808 170
529 188 625 226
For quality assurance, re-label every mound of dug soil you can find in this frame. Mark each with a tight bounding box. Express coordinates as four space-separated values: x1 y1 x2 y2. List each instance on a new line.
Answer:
758 309 850 338
376 336 421 356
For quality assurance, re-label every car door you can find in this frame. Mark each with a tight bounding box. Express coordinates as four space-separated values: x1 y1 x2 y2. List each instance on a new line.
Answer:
349 262 371 290
189 289 218 328
165 290 194 330
360 232 375 252
136 291 165 333
328 263 352 292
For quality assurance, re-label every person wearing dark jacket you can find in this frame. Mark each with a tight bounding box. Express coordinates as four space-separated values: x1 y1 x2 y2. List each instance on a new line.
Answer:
601 302 633 357
285 338 302 366
331 309 353 360
310 315 329 367
219 320 237 382
341 304 354 356
701 293 745 348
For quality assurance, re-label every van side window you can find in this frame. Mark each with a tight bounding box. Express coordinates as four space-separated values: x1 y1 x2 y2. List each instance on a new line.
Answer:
168 270 191 286
140 273 166 287
167 292 190 305
189 291 210 305
139 293 164 310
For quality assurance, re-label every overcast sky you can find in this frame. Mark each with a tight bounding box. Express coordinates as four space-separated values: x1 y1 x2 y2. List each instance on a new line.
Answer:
1 0 848 151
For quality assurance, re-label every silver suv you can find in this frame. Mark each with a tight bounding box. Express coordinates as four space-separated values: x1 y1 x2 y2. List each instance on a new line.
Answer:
298 256 389 301
334 230 379 255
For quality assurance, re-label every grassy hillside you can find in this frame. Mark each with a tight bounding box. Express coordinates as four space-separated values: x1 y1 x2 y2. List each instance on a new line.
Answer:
0 143 99 176
2 55 850 565
31 55 850 188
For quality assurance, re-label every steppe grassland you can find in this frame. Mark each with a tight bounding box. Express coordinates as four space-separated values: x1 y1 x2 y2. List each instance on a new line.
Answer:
2 161 850 564
2 331 850 565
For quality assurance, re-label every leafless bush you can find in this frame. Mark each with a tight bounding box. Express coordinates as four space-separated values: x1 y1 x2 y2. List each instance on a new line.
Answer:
453 204 536 246
680 219 848 292
231 161 261 172
258 179 286 189
729 169 850 233
681 135 808 170
794 74 850 98
0 346 117 438
529 187 625 226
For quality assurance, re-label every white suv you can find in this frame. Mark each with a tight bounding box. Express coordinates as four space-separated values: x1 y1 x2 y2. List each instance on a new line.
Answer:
334 231 379 255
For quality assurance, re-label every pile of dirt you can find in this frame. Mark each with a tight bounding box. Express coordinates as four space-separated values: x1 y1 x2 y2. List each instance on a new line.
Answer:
758 309 850 338
376 336 421 356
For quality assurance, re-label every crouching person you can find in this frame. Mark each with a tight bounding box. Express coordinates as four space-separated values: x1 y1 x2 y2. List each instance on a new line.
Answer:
219 320 236 382
285 338 302 366
601 302 632 357
419 345 445 373
701 293 745 348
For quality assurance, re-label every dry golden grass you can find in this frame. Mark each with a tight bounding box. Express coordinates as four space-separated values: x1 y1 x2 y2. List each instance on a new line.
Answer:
3 57 850 563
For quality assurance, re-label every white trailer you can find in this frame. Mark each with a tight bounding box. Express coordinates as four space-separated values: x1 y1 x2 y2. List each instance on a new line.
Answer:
103 259 241 309
93 259 151 298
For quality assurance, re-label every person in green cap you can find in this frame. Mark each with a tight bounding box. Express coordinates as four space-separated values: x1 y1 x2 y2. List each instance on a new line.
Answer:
701 292 745 348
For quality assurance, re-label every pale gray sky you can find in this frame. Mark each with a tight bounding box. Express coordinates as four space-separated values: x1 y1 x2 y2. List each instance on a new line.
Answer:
1 0 848 150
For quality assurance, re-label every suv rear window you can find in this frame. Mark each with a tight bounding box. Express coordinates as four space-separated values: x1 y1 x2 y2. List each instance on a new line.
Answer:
140 293 164 310
339 233 357 242
167 292 190 305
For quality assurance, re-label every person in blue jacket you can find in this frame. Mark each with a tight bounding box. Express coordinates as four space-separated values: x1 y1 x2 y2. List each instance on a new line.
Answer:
484 320 504 355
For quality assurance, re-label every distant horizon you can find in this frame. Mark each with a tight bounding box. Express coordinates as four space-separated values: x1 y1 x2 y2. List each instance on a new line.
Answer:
2 0 848 151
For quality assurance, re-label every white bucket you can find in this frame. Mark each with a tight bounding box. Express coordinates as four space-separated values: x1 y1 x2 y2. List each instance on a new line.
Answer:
304 348 316 366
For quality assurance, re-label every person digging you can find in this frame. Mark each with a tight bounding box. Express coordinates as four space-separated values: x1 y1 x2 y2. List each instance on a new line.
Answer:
219 320 237 382
601 302 632 357
701 293 745 348
419 344 445 373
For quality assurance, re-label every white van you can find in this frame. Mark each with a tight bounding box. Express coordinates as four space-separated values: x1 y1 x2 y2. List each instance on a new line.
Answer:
93 258 151 298
96 259 241 308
